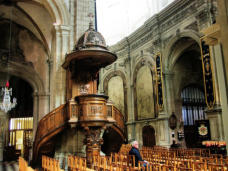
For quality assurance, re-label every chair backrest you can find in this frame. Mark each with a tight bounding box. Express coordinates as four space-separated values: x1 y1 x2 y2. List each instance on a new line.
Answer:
19 157 35 171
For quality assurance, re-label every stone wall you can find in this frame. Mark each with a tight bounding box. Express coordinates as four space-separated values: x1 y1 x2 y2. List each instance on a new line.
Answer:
99 0 226 147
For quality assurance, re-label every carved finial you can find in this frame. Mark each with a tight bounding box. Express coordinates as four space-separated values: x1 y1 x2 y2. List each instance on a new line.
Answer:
88 13 94 30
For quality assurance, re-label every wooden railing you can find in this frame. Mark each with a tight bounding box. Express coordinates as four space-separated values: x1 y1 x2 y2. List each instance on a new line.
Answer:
33 101 125 162
33 104 67 161
113 106 125 134
19 157 35 171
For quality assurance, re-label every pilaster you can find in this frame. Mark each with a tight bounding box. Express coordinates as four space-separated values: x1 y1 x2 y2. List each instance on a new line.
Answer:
163 72 175 117
53 25 71 108
205 106 223 140
0 111 7 162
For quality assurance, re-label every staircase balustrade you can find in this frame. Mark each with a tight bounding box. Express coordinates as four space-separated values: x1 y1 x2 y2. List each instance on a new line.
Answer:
33 101 125 162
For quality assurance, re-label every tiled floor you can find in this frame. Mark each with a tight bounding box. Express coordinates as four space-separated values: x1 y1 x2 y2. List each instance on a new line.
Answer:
0 161 18 171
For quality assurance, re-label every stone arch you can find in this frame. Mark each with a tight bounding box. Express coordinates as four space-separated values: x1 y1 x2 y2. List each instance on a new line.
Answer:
163 31 201 71
103 70 128 122
1 62 45 94
164 34 203 98
1 61 46 145
133 58 157 120
41 0 70 25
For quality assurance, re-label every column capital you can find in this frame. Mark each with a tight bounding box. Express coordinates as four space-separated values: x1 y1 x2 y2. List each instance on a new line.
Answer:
204 104 222 115
33 92 50 97
54 24 71 34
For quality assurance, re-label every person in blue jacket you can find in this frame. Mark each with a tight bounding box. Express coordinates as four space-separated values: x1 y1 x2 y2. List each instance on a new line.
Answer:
129 141 148 167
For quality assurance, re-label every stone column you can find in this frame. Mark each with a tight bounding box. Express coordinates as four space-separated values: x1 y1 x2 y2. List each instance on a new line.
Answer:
53 25 71 108
0 111 8 162
205 107 223 140
32 92 50 140
216 0 228 152
163 72 177 146
204 44 226 141
0 112 4 162
163 72 175 116
32 93 39 141
69 0 75 49
157 119 170 147
0 75 8 161
37 93 50 120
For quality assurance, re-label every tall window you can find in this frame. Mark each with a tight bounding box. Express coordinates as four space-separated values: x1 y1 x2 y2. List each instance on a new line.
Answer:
181 86 206 125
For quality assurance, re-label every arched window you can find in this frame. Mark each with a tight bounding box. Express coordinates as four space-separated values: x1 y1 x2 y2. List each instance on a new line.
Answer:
181 86 206 125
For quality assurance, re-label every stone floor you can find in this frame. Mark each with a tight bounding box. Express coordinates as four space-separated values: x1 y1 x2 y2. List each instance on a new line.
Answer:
0 161 19 171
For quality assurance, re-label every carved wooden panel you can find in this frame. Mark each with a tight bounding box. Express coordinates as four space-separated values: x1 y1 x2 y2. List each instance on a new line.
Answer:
75 95 108 126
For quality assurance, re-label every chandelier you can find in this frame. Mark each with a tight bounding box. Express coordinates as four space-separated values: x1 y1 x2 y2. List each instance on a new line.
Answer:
0 81 17 113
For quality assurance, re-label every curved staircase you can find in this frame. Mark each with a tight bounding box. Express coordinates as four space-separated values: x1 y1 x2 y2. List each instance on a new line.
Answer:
32 101 125 162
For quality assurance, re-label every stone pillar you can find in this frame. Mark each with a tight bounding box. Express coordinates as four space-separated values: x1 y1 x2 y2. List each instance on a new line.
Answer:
83 127 104 168
38 93 50 120
0 75 8 161
0 111 8 162
32 93 39 141
126 123 135 142
32 92 50 140
205 107 223 140
69 0 75 49
217 0 228 152
53 25 71 108
163 72 174 116
206 43 226 141
126 57 136 142
157 119 170 147
0 112 4 162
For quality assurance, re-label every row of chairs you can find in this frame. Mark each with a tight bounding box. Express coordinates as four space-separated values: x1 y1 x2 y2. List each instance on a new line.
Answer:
92 154 139 171
19 157 35 171
140 146 211 157
110 144 228 171
42 155 64 171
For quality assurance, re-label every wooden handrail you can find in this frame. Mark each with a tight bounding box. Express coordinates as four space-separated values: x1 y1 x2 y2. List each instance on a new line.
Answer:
34 104 66 142
33 104 68 161
33 102 126 162
112 106 125 133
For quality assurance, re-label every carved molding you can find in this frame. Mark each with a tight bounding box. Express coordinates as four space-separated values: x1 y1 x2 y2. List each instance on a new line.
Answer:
110 0 209 56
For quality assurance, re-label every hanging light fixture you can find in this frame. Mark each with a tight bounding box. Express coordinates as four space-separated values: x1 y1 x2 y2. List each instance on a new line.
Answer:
0 81 17 113
0 6 17 113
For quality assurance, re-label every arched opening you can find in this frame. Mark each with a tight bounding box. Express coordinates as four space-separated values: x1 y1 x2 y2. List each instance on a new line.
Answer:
101 127 124 155
168 36 210 148
142 125 156 147
0 74 34 161
181 86 209 148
